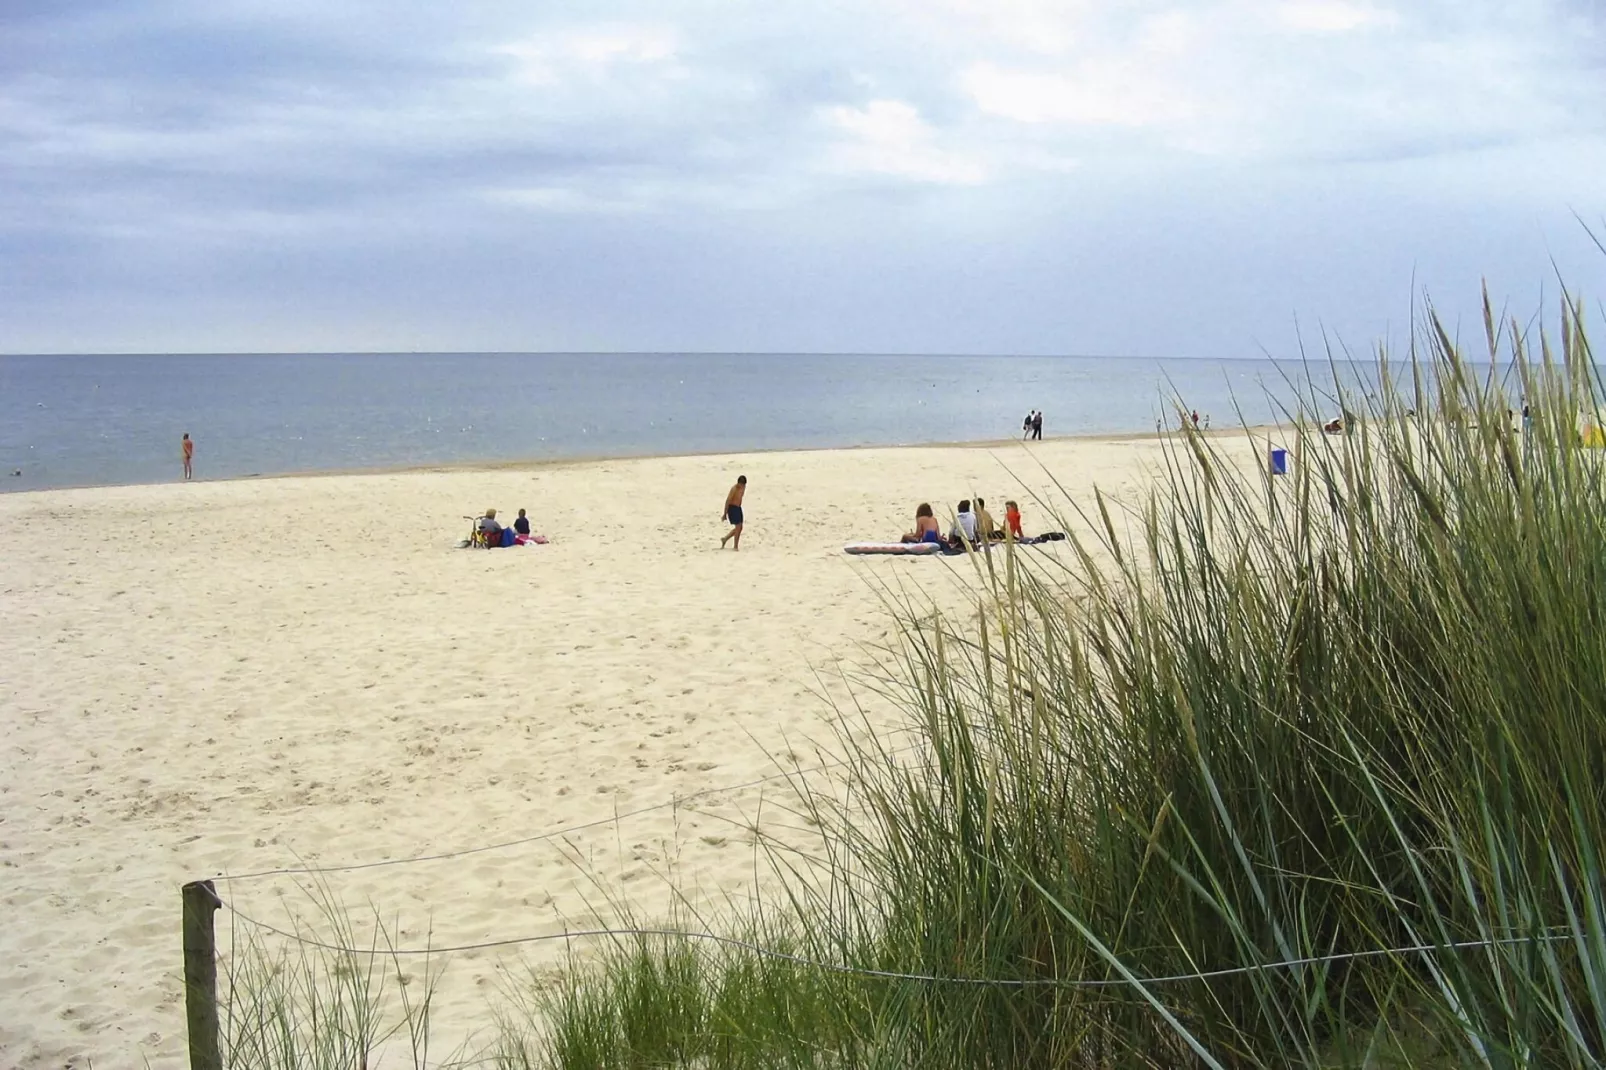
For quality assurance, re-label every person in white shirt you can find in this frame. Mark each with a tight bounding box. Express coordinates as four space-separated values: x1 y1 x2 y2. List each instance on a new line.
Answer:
950 500 978 547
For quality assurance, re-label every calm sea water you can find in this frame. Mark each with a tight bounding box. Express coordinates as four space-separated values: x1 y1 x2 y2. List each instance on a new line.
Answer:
0 353 1358 492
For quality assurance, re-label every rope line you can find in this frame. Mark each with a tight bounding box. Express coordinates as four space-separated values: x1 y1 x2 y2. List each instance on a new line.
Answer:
212 743 923 883
222 900 1571 989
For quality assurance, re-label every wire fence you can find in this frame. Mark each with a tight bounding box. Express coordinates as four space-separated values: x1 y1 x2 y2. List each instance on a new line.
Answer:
218 895 1575 990
200 730 1581 994
212 741 925 884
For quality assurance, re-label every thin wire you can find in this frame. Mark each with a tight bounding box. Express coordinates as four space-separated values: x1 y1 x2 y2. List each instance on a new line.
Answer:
222 900 1572 990
212 742 924 883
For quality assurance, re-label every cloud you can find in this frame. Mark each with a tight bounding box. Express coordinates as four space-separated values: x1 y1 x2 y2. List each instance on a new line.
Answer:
821 99 988 184
0 0 1602 354
496 24 682 85
938 0 1602 163
962 61 1195 128
1276 0 1399 32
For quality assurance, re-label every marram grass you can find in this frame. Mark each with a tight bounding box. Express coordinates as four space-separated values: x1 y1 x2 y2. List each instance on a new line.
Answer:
221 291 1606 1069
510 293 1606 1069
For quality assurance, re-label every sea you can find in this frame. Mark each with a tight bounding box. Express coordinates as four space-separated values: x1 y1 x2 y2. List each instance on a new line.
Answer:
0 352 1370 492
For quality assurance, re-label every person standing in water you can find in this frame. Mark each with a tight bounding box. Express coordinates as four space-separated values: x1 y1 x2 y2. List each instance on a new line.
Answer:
181 433 194 480
720 475 747 550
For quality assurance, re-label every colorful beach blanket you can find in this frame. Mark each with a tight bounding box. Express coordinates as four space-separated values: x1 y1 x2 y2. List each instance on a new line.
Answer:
843 541 943 556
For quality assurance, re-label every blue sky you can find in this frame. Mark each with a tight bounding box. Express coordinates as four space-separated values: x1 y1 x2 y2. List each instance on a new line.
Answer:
3 0 1603 356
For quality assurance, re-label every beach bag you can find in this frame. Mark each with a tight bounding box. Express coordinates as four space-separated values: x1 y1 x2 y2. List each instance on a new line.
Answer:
501 527 516 548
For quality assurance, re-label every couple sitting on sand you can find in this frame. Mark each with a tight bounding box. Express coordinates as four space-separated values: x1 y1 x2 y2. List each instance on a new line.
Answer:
901 498 1024 547
473 507 544 548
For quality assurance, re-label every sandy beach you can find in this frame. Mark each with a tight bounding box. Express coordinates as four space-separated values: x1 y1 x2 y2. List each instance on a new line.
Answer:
0 432 1210 1068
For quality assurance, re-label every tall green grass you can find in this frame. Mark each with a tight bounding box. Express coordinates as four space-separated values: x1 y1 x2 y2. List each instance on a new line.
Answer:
514 292 1606 1068
220 888 442 1069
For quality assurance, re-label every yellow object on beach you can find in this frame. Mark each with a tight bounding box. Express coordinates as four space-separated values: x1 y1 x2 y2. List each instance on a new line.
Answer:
1582 425 1606 448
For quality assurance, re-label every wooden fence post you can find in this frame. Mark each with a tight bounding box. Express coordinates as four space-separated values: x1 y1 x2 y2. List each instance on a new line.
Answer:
182 879 223 1070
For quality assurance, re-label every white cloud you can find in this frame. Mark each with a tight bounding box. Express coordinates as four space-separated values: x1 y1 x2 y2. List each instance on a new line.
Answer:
482 185 648 214
1276 0 1399 33
821 99 988 184
885 0 1093 55
496 24 681 86
962 61 1197 128
941 0 1599 163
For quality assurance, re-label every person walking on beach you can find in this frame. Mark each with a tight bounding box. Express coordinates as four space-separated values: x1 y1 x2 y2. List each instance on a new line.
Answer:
181 433 194 480
1031 411 1043 440
1022 411 1034 439
720 475 747 550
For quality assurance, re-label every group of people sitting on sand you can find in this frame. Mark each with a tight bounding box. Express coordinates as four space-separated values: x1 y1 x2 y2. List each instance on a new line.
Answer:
901 497 1024 547
469 507 547 548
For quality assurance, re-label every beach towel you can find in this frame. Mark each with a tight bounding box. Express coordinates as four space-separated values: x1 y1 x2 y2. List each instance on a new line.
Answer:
844 541 942 556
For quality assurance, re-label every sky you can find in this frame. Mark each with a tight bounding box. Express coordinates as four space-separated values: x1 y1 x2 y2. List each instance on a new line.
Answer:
2 0 1604 357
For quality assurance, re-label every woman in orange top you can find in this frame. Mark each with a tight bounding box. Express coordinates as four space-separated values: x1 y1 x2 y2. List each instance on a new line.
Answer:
1005 500 1023 540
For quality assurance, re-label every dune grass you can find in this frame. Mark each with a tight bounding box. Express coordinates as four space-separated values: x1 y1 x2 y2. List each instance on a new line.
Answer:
219 887 443 1070
217 289 1606 1068
499 291 1606 1068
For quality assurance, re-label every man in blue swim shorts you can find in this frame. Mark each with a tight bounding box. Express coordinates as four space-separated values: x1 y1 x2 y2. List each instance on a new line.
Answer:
720 474 747 550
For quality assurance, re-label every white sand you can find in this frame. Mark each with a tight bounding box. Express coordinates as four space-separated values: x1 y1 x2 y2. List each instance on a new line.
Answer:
0 433 1201 1068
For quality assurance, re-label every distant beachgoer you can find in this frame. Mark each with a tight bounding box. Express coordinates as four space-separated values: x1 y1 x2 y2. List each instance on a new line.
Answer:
1022 412 1033 439
902 502 942 544
181 433 194 480
974 497 999 541
1005 500 1023 540
1191 410 1200 430
514 508 531 536
951 500 978 547
720 475 747 550
476 507 502 547
1031 411 1043 440
1204 414 1211 430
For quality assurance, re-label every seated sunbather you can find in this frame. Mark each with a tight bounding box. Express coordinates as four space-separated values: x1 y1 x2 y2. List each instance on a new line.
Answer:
950 500 978 547
900 503 942 544
476 507 502 546
974 498 1002 541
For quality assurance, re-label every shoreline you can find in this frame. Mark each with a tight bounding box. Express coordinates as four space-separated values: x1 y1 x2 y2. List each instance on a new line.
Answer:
1 424 1278 497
